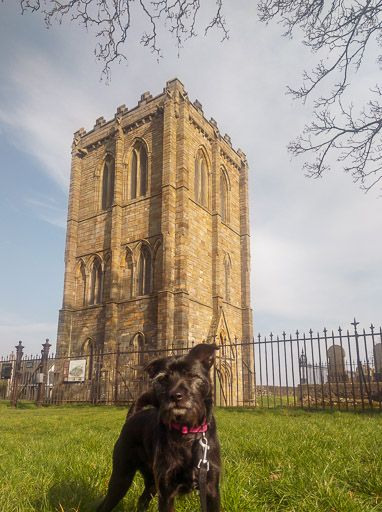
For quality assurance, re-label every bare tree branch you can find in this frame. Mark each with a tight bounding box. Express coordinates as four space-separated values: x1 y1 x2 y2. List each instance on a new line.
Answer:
259 0 382 192
16 0 382 192
19 0 228 80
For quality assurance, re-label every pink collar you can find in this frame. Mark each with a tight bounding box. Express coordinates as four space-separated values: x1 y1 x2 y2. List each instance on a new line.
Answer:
170 418 208 434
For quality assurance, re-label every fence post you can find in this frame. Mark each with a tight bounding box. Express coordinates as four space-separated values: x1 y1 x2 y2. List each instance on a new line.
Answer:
36 339 52 406
352 318 366 410
10 341 24 408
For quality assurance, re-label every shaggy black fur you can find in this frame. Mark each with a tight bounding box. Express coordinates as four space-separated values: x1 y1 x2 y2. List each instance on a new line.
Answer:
96 343 221 512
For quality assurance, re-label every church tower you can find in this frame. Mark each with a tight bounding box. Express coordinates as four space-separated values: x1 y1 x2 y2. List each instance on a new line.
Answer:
57 79 253 400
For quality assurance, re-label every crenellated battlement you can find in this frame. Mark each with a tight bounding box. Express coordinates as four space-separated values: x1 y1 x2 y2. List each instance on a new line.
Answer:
72 78 245 168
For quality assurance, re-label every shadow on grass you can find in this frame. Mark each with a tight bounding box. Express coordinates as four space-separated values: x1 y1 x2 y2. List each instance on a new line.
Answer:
32 477 148 512
30 479 95 512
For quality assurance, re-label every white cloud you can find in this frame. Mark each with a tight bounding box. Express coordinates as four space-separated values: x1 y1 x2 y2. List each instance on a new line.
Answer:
25 197 67 228
0 42 101 191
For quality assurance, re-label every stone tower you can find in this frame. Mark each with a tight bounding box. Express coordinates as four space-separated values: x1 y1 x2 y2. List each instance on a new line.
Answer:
57 78 253 400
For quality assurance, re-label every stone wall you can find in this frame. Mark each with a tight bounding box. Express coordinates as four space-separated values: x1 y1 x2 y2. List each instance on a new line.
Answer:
57 78 253 398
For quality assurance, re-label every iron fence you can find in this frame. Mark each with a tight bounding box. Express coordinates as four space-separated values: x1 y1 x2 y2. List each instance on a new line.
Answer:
1 320 381 411
0 339 254 408
254 319 382 411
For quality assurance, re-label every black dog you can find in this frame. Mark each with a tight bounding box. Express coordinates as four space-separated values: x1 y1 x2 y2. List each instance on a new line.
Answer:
96 343 221 512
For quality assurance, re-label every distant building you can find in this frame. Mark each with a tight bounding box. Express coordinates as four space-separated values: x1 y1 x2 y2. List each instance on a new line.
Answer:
56 78 253 400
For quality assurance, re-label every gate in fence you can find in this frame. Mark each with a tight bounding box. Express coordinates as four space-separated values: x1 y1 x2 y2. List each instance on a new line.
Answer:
1 320 381 410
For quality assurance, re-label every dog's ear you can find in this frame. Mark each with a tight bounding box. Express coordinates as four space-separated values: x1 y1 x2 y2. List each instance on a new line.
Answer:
187 343 219 369
144 358 166 379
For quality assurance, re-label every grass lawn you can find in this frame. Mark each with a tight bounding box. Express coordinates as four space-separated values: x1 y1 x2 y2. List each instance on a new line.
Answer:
0 405 381 511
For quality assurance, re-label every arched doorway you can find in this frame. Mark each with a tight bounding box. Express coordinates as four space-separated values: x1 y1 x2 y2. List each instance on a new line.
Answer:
214 332 233 406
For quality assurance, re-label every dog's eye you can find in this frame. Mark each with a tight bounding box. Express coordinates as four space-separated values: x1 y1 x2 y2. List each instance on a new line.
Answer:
186 371 199 380
156 373 169 384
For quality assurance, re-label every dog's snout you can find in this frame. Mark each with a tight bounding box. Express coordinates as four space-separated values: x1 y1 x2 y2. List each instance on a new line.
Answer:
170 391 183 402
169 383 186 403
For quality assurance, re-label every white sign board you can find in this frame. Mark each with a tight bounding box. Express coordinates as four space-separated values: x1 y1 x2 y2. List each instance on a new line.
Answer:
66 359 87 382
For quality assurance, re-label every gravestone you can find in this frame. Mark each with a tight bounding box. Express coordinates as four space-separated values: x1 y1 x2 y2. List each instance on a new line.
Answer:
374 343 382 381
327 345 347 382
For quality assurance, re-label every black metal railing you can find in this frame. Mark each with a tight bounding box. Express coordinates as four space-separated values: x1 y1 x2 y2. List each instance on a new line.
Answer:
1 320 381 411
0 339 254 408
254 319 382 411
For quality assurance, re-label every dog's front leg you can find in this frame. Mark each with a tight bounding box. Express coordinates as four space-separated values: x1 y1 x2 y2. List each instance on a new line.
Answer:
157 483 176 512
158 494 175 512
206 475 221 512
206 491 221 512
137 468 156 511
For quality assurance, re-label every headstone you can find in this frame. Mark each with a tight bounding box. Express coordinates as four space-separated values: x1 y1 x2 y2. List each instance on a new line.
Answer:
374 343 382 381
327 345 347 382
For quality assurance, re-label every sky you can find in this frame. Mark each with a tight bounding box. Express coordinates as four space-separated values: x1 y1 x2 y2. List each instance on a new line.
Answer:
0 1 381 357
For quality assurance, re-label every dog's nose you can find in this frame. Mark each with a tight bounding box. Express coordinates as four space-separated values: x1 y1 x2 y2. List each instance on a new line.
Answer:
170 390 183 402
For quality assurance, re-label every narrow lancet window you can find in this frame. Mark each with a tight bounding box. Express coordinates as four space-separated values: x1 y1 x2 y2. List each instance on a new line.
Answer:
130 142 148 199
137 245 151 296
102 155 115 209
194 149 208 207
90 258 103 305
131 151 138 199
220 171 228 223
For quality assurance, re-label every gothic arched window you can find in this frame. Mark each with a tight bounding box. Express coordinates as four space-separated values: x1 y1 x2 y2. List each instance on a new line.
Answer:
136 333 145 366
89 258 103 305
137 245 151 296
75 261 86 307
220 170 229 223
121 249 134 300
101 155 115 210
82 338 94 380
194 149 208 207
130 142 148 199
153 242 163 293
103 254 112 301
129 332 147 367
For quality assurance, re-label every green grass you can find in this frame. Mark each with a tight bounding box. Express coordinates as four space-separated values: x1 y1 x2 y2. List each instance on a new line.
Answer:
0 405 381 511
